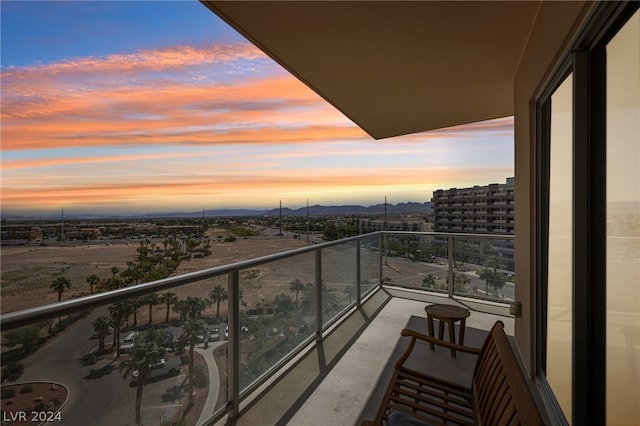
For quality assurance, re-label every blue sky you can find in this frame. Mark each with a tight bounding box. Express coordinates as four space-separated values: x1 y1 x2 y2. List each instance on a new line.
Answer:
1 1 514 215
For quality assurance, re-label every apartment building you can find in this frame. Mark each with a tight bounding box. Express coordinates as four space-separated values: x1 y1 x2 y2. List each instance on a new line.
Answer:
431 177 514 235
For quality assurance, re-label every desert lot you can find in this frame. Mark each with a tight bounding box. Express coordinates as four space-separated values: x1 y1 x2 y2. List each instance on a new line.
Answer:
1 234 310 315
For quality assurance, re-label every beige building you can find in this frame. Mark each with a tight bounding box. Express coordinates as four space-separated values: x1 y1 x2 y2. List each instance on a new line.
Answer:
432 177 514 234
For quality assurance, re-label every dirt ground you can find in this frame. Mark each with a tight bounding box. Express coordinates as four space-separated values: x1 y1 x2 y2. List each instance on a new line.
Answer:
0 233 309 315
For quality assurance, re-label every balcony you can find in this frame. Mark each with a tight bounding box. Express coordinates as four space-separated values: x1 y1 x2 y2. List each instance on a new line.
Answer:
0 231 515 426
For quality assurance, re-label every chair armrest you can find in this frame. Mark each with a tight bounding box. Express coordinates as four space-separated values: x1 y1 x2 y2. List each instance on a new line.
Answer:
394 328 481 367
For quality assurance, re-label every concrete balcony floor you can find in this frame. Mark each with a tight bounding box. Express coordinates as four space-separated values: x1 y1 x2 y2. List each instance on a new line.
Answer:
218 289 513 426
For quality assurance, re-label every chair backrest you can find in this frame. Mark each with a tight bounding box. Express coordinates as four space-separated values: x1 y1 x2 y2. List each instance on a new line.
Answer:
472 321 545 425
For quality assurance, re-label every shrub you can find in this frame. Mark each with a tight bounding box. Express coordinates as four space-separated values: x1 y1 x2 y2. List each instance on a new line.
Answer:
5 399 13 406
1 388 16 399
19 384 33 394
1 362 25 383
51 397 60 406
34 402 46 412
33 396 43 403
192 371 207 388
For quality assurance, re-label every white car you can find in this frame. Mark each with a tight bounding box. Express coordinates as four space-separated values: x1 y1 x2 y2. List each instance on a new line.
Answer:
131 358 180 384
119 331 138 354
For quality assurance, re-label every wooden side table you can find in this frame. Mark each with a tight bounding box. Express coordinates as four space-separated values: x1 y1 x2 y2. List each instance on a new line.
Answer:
425 303 471 357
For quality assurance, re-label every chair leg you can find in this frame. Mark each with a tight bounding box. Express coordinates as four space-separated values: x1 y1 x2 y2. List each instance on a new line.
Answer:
427 314 435 350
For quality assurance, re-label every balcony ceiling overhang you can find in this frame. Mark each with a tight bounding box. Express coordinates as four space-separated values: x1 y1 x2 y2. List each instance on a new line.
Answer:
203 1 541 140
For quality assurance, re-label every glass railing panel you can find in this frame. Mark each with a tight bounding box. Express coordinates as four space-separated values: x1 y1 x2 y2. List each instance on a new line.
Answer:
237 252 316 392
452 236 515 302
381 234 449 292
359 234 381 297
1 230 516 426
0 276 233 426
321 241 357 326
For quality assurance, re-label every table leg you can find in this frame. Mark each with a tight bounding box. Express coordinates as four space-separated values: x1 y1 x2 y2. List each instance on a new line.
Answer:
459 318 466 346
448 319 456 357
427 313 435 350
438 319 444 342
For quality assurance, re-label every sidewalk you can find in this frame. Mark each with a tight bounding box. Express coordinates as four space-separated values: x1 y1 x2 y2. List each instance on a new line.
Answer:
195 341 226 426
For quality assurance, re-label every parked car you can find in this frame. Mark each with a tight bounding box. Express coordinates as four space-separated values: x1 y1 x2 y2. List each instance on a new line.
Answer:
209 327 220 342
162 330 174 347
131 357 180 385
225 325 248 340
119 331 138 354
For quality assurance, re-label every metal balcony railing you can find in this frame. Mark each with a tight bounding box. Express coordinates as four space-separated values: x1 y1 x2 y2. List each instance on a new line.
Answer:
0 231 514 426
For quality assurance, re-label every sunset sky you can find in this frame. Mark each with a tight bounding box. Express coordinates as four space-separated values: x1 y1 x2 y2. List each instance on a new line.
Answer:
1 1 514 216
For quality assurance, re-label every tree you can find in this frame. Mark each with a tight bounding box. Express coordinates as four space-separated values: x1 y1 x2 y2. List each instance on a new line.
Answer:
209 286 228 319
131 297 144 327
172 299 190 322
86 274 100 295
1 362 25 383
300 281 339 317
160 292 178 323
2 325 41 354
50 276 71 302
92 315 113 353
108 301 133 357
288 279 305 308
454 273 471 292
106 277 127 291
119 330 165 425
273 293 295 316
478 268 504 296
181 318 207 407
184 296 209 319
422 274 436 289
111 266 120 280
142 293 159 324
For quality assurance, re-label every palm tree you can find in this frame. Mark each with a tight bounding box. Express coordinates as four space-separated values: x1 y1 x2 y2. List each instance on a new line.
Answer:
172 299 189 322
119 331 164 425
209 286 228 319
86 274 100 295
106 277 127 291
160 292 178 323
50 276 71 302
273 293 295 316
288 279 305 308
92 315 112 353
131 297 144 327
50 276 71 322
142 294 159 324
111 266 120 280
181 318 207 407
301 280 339 317
185 296 209 319
108 301 132 357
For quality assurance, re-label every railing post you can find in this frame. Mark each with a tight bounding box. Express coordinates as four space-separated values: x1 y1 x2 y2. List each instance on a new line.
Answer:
448 236 454 298
356 238 361 305
379 233 384 284
315 249 323 341
227 271 240 419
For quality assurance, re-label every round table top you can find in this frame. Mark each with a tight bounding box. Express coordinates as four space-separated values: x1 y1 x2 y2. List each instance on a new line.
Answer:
425 303 470 320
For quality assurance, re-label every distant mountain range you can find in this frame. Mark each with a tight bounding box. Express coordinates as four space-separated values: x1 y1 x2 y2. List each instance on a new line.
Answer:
2 202 432 221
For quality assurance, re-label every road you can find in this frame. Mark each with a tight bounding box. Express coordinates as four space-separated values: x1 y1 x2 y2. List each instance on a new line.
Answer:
18 309 205 426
